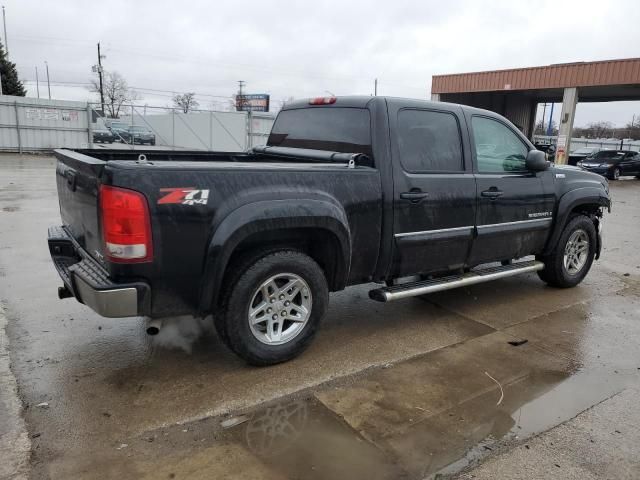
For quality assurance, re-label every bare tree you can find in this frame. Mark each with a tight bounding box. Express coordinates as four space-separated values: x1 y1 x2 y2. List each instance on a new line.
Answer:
173 92 199 113
90 71 138 118
625 114 640 140
578 121 614 139
534 119 557 136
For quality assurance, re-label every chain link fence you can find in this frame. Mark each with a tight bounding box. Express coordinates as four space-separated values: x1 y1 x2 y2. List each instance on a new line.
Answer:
533 134 640 153
89 103 275 152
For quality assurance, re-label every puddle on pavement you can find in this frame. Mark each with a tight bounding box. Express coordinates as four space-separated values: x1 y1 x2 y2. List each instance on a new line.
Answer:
111 372 628 480
43 288 640 479
107 358 634 480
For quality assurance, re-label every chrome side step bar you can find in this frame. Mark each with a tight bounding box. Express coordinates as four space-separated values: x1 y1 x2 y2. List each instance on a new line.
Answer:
369 260 544 302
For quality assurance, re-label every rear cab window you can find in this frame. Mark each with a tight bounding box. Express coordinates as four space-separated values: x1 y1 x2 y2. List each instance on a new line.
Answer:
267 107 373 160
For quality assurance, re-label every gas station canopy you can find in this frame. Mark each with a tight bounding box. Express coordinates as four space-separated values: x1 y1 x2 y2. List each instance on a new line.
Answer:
431 58 640 162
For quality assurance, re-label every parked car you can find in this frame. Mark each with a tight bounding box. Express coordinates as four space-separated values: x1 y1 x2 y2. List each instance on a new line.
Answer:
120 125 156 145
92 129 115 144
106 121 130 142
48 96 610 365
568 147 600 166
578 150 640 180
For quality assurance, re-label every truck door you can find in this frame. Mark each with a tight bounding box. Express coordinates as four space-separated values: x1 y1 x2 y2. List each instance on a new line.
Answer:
389 102 476 277
466 114 555 265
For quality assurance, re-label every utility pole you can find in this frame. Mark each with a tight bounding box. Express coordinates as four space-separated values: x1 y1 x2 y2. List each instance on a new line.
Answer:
0 5 4 96
541 103 547 135
546 103 555 136
35 66 40 98
237 80 245 111
2 6 8 56
45 61 51 99
97 42 105 114
374 78 378 96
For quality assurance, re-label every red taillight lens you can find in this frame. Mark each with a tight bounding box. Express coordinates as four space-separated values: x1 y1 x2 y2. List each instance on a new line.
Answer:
99 185 153 263
309 96 337 105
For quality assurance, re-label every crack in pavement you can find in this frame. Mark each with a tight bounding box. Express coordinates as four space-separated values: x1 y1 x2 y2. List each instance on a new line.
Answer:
0 302 31 480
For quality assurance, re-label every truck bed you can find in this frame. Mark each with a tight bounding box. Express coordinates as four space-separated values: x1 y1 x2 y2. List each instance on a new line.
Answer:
53 147 382 317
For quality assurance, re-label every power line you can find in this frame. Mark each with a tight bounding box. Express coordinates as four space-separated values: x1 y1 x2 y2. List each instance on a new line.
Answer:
13 34 428 91
22 79 233 100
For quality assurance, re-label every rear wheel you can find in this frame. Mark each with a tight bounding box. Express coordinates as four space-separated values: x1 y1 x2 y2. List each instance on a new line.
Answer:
217 250 328 366
537 215 596 288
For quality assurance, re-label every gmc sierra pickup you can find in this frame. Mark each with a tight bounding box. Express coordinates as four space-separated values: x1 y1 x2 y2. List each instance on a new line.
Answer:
49 96 610 365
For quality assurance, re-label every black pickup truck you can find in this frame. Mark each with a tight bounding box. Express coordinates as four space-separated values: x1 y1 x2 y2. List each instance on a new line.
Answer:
49 96 610 365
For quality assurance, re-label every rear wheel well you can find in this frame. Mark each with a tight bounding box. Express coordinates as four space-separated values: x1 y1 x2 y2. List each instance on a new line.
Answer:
220 228 345 306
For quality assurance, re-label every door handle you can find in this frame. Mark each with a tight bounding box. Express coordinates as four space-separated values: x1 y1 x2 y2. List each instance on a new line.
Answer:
481 188 503 199
400 191 429 203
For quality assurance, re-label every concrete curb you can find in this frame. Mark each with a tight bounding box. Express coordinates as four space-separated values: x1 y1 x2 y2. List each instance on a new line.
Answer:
0 303 30 480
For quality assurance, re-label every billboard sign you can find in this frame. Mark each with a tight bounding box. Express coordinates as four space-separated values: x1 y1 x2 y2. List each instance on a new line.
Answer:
236 94 270 112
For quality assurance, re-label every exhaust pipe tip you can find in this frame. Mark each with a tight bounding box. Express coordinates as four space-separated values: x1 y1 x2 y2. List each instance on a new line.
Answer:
146 319 163 336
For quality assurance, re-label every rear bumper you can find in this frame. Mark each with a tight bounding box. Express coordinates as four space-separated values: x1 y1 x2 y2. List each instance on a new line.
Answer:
48 226 150 318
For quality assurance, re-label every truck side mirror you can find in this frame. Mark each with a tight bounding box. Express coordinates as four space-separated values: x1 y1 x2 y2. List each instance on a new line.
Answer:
526 150 549 171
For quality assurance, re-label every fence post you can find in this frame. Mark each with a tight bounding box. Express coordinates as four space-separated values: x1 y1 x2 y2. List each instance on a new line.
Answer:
209 110 213 151
13 101 22 154
130 104 135 150
172 108 175 150
87 104 94 149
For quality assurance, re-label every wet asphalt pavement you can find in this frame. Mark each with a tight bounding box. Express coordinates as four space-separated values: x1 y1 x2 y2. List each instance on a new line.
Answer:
1 153 639 479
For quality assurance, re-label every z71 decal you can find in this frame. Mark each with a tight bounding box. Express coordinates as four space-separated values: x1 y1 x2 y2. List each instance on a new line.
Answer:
158 188 210 205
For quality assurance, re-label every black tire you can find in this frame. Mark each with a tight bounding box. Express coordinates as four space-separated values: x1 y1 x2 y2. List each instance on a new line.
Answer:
213 247 283 350
217 250 328 366
536 215 596 288
150 140 156 146
609 167 620 180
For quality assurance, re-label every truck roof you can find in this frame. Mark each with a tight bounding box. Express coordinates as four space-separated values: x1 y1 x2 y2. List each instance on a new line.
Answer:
280 95 490 116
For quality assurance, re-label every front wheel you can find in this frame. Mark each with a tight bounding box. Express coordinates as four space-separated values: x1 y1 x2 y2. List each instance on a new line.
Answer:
609 167 620 180
537 215 596 288
217 250 328 366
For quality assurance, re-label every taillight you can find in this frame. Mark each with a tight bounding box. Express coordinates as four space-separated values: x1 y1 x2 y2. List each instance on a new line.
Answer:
99 185 153 263
309 97 336 105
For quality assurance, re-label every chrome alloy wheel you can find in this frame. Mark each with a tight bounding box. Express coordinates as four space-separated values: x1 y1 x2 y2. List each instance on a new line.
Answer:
563 229 589 275
248 273 312 345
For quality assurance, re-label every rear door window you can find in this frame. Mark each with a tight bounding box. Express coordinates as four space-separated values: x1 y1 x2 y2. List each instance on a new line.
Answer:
397 109 464 172
268 107 372 158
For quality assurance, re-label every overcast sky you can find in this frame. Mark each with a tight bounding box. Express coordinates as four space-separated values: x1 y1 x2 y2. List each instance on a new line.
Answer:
5 0 640 126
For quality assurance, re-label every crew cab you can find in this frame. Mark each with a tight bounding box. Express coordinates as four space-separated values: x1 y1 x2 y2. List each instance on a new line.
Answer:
48 96 610 365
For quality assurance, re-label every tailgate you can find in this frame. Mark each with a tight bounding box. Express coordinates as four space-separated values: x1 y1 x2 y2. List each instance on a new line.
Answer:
54 149 106 263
